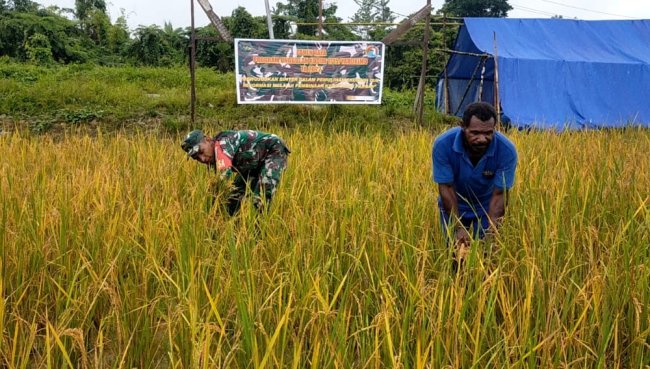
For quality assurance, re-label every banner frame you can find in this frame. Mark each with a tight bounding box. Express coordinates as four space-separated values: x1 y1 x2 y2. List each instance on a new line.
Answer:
234 38 386 105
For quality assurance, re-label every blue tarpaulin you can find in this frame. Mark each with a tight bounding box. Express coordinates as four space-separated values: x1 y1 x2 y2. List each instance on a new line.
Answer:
436 18 650 129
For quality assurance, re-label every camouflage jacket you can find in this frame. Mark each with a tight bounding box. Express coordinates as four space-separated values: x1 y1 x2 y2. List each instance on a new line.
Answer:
213 130 289 178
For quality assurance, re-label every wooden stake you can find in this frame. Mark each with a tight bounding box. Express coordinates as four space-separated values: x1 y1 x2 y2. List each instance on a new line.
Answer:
414 0 431 124
190 0 196 125
265 0 275 39
318 0 323 38
493 31 501 128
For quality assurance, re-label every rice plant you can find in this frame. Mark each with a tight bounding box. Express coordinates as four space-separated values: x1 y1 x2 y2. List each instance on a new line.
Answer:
0 127 648 368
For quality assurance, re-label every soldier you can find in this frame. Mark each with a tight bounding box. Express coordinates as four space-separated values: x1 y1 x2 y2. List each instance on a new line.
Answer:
181 129 290 215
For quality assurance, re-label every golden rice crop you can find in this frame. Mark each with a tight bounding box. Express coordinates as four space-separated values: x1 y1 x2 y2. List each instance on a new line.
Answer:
0 128 648 368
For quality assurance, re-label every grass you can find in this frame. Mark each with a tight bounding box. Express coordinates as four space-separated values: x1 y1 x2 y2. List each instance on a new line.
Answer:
1 126 649 368
0 61 450 134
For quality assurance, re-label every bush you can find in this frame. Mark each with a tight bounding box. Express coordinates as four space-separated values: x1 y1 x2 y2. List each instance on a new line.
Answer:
25 32 54 65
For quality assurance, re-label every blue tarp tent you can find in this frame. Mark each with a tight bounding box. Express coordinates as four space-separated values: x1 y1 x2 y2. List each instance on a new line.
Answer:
436 18 650 129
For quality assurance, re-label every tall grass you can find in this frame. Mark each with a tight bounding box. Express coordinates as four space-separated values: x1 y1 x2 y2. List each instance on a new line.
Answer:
1 127 648 368
0 62 445 133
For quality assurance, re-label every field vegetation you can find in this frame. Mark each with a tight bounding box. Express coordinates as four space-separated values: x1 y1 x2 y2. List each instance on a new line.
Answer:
1 64 649 368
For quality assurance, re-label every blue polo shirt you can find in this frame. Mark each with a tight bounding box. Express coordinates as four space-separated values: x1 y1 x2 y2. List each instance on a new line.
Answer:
432 127 517 217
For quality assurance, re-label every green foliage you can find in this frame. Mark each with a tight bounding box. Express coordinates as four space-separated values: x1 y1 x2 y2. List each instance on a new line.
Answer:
105 13 129 58
161 115 186 133
0 2 464 91
0 11 90 63
24 32 54 65
441 0 512 17
59 107 104 124
74 0 106 22
127 25 185 66
271 14 292 39
29 117 55 133
195 26 233 72
230 6 268 38
83 8 111 45
275 0 339 37
383 20 457 90
9 0 38 12
350 0 395 40
0 63 451 133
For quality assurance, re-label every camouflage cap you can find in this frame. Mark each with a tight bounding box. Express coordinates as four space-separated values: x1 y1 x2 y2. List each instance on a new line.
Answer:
181 130 204 157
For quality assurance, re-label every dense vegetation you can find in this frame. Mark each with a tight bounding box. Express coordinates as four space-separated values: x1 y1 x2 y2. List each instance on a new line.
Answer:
0 62 452 134
1 19 649 367
7 3 645 367
0 0 512 89
2 120 649 368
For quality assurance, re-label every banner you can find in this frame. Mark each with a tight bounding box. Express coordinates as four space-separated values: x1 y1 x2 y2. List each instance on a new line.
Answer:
235 39 385 104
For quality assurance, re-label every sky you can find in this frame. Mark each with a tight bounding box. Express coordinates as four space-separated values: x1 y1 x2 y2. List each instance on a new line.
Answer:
35 0 650 31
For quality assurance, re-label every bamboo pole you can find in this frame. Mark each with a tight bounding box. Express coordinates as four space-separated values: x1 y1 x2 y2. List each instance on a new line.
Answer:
295 21 462 26
413 0 431 124
190 0 196 125
442 14 450 114
493 31 501 128
478 56 486 100
453 56 486 116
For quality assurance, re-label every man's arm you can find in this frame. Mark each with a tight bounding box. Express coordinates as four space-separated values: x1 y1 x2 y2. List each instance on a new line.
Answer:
487 188 507 233
439 183 458 216
439 183 470 245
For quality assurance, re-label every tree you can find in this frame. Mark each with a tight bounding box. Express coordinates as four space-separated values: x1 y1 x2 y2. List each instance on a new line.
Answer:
441 0 512 17
350 0 395 40
74 0 109 46
107 12 130 55
0 10 91 63
25 32 53 64
229 6 267 38
74 0 105 22
127 25 185 66
195 26 233 72
162 21 187 52
271 9 293 39
275 0 338 37
85 9 110 44
10 0 38 12
382 8 458 90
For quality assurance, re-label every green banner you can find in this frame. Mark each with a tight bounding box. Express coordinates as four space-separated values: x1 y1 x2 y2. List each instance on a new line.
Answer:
235 39 385 104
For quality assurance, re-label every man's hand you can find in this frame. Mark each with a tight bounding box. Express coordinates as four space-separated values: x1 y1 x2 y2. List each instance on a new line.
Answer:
455 226 471 246
454 227 471 266
485 223 500 239
208 177 233 199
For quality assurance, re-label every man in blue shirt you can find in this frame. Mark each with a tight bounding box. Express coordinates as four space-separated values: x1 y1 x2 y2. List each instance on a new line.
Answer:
432 102 518 247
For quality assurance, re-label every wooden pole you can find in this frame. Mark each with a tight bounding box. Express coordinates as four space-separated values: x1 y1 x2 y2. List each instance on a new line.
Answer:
264 0 275 39
453 56 483 116
478 57 486 100
442 14 449 114
414 0 431 124
190 0 196 125
196 0 233 42
381 4 431 45
493 31 501 128
318 0 323 38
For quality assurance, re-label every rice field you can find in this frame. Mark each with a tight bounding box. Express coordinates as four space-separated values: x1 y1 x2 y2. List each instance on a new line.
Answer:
1 127 649 368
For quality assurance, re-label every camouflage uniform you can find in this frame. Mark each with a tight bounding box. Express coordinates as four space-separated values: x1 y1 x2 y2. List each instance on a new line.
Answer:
213 130 290 215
